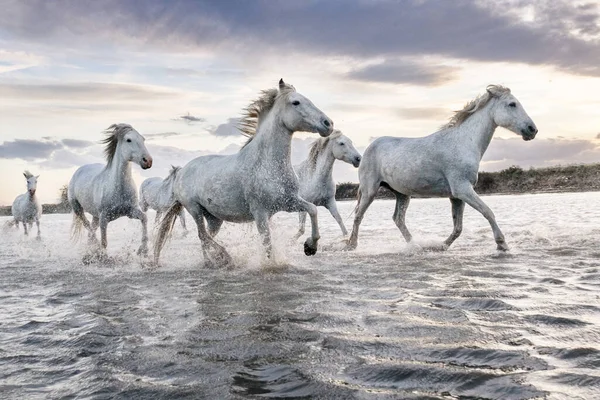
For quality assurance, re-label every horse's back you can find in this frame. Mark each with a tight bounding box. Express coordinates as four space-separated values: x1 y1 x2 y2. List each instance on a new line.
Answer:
361 136 456 197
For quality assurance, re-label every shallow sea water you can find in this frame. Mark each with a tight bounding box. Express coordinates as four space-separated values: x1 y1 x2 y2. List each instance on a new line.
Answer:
1 192 600 399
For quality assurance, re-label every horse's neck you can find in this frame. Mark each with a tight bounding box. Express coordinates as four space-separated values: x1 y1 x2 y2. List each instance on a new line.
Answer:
457 101 498 159
104 155 133 191
312 146 336 183
26 193 37 204
243 114 293 171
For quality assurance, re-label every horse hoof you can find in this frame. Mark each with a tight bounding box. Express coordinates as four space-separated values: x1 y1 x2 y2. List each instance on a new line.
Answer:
343 241 357 251
496 242 509 251
304 242 317 256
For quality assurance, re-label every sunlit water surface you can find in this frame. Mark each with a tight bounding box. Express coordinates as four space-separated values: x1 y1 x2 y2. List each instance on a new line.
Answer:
1 192 600 399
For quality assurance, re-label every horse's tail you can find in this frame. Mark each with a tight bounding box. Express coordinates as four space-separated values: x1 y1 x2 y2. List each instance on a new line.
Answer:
70 210 85 242
153 201 183 263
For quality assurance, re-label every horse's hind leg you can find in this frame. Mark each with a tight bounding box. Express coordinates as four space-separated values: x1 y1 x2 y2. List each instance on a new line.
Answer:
205 213 223 237
188 203 232 266
88 216 99 243
345 183 378 250
444 198 465 248
453 185 508 251
391 192 412 243
293 212 307 240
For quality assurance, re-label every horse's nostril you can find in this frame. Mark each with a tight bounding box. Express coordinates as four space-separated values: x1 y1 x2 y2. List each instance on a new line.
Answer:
142 157 148 162
323 119 330 127
528 125 537 134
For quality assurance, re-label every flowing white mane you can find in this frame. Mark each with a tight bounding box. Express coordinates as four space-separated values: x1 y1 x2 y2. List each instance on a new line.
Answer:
101 123 133 165
306 129 343 171
442 85 511 129
239 81 296 147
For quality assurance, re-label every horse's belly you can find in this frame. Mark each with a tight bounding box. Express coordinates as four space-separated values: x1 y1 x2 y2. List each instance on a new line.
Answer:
389 174 452 197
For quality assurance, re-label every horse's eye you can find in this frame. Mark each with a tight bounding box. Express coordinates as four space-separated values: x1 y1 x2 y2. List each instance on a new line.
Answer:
126 138 132 143
508 102 516 108
340 142 345 146
292 100 300 106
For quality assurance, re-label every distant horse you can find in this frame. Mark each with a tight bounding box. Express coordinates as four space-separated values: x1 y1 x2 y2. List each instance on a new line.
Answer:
9 171 42 237
68 124 153 255
294 130 361 238
346 85 538 251
140 166 187 232
154 79 334 266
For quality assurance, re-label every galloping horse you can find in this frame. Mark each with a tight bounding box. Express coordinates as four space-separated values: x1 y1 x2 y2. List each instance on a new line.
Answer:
294 130 361 238
10 171 42 237
68 124 153 255
140 166 187 231
346 85 538 251
154 79 334 266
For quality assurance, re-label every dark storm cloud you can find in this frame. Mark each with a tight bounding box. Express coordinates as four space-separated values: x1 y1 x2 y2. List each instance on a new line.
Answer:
1 1 599 78
0 139 63 160
347 60 459 86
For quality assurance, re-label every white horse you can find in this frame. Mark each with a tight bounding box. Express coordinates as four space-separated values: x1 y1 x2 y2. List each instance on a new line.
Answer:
294 130 361 238
68 124 153 255
9 171 42 237
346 85 538 251
140 166 187 231
154 79 334 266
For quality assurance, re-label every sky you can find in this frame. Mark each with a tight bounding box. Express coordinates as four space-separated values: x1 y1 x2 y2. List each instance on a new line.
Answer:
1 0 600 204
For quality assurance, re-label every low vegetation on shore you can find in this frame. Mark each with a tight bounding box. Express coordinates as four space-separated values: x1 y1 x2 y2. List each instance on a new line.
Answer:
2 164 600 216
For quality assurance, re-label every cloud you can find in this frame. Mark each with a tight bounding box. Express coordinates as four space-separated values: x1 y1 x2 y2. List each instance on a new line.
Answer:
1 1 599 78
347 59 459 86
0 82 181 102
175 113 205 123
144 132 183 140
209 118 242 137
61 138 94 148
481 137 600 171
396 107 449 120
0 138 63 160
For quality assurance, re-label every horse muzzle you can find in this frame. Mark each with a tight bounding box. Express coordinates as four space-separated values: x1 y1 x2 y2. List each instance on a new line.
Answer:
521 125 538 141
28 189 36 196
352 156 362 168
317 118 334 137
141 156 153 169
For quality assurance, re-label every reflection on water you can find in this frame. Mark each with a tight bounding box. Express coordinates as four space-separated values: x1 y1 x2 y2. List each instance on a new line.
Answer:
1 192 600 399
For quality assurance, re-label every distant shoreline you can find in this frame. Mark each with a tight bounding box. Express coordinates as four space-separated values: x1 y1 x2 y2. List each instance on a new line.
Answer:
2 164 600 216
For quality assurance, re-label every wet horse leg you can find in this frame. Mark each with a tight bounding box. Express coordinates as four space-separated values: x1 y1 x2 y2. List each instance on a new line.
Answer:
391 191 412 243
205 213 223 237
345 182 378 250
129 208 149 256
188 202 232 266
325 199 348 236
444 198 465 248
453 185 508 251
293 211 307 240
286 197 320 256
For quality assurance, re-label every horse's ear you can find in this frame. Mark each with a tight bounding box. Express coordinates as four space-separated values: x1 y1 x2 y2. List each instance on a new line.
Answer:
35 175 40 179
279 78 285 90
23 172 27 178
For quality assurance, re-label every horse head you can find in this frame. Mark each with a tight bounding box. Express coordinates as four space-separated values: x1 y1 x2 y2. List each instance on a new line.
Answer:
487 85 538 141
330 131 362 168
277 79 334 137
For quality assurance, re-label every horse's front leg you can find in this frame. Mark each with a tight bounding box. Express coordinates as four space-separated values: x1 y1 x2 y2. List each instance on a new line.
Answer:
288 197 320 256
99 212 110 249
23 220 28 236
325 199 348 237
253 211 273 257
35 217 41 238
453 185 508 251
129 208 149 256
293 211 307 240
